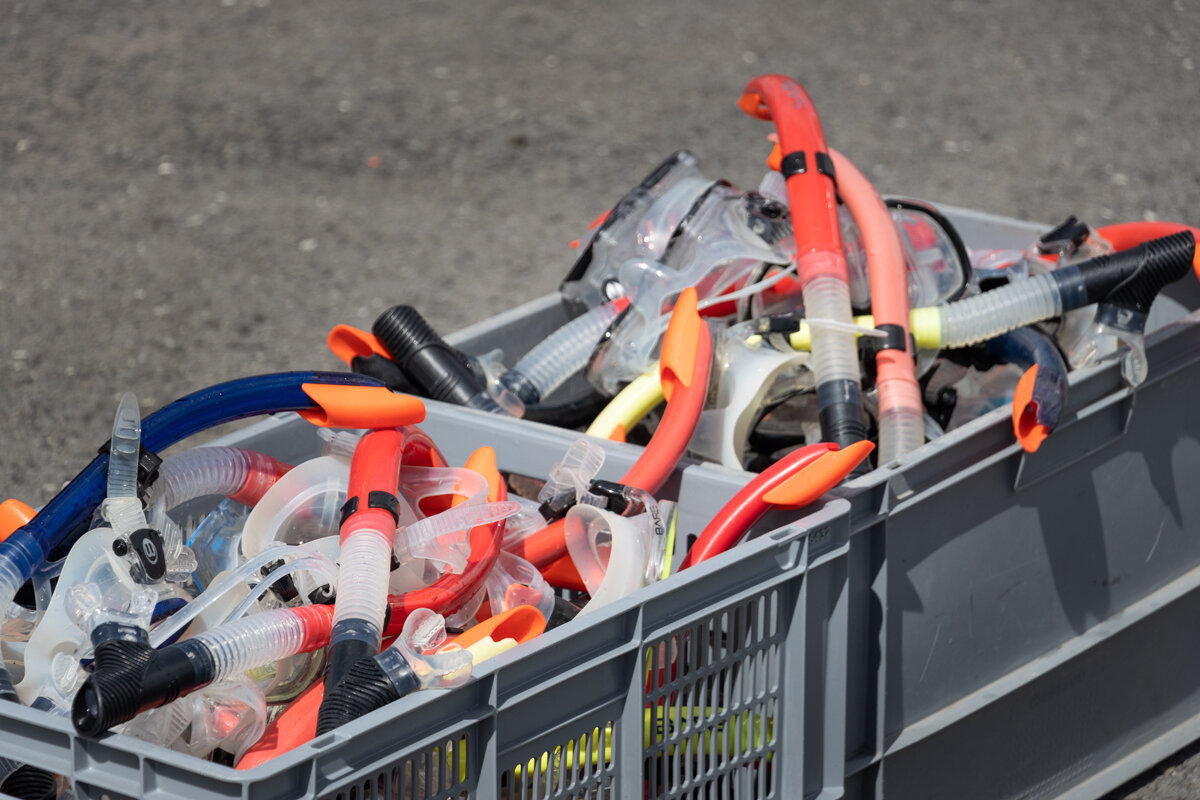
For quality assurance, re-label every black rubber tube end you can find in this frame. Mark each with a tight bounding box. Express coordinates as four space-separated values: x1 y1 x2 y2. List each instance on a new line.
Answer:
73 672 139 737
323 636 377 694
0 764 57 800
371 305 487 407
815 379 868 450
371 305 440 365
72 638 210 738
317 656 400 735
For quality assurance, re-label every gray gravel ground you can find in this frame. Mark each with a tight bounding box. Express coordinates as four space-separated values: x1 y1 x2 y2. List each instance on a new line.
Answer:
1 1 1198 797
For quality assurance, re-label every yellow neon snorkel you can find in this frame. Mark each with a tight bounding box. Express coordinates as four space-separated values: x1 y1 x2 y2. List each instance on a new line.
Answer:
586 370 666 441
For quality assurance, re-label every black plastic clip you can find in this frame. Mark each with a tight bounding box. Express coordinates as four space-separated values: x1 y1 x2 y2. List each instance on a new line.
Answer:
755 315 802 335
128 528 167 583
95 442 163 500
338 495 359 527
588 479 636 516
780 151 807 178
872 324 909 354
814 151 836 181
367 491 401 523
1036 215 1090 256
261 559 299 603
339 491 401 527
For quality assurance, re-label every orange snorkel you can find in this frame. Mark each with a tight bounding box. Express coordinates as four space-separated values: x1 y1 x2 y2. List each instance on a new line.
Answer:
619 287 712 494
317 437 504 734
319 428 433 702
510 288 712 588
829 150 924 463
738 75 867 451
738 77 841 259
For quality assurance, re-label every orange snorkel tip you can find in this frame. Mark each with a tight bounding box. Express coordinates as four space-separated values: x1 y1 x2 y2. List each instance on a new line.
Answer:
1013 365 1051 453
761 440 875 507
297 383 425 428
737 90 772 120
659 287 702 401
0 499 35 542
326 324 390 366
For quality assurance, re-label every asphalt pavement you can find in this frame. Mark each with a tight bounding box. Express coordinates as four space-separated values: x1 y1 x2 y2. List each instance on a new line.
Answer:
1 1 1198 796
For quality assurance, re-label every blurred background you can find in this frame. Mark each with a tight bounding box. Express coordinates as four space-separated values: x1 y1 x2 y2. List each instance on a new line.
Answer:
1 1 1197 795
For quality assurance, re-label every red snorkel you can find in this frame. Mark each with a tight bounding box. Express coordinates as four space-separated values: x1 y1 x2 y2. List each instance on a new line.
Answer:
680 440 873 569
320 429 415 698
739 75 868 450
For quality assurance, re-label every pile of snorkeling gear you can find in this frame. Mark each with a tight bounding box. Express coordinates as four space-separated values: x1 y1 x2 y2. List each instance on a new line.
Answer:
1 72 1198 794
0 282 872 788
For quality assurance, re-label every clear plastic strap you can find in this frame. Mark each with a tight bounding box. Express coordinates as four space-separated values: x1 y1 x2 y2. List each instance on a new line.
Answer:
396 500 521 572
398 466 488 508
806 317 888 337
102 393 149 539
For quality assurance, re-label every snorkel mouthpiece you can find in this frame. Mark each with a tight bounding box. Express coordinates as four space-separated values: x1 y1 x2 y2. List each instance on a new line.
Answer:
564 492 671 613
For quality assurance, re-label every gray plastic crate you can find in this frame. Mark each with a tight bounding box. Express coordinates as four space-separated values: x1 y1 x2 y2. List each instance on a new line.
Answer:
838 301 1200 799
456 206 1200 798
0 402 852 800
